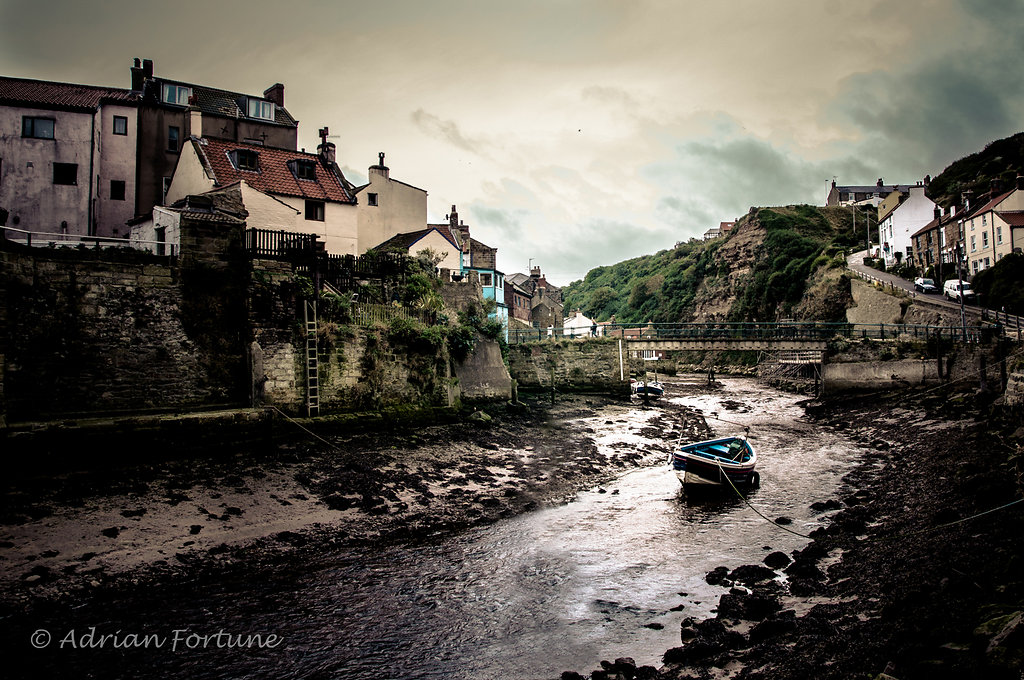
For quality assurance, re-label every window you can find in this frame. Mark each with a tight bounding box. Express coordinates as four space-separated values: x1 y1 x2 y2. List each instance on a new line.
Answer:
997 226 1003 244
53 162 77 185
229 149 259 171
161 83 192 105
167 126 180 152
113 115 128 136
367 193 378 206
155 227 166 256
290 159 316 180
22 116 55 139
162 176 172 203
970 235 976 252
982 232 989 249
480 272 493 287
305 200 325 221
247 98 275 121
110 180 126 201
982 215 987 227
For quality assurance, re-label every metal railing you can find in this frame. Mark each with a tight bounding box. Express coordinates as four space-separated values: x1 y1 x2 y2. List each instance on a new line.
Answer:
508 322 1000 345
245 228 320 260
1 226 176 256
350 302 434 327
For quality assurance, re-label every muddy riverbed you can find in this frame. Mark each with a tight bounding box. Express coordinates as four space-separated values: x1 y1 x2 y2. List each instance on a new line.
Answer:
1 375 1021 679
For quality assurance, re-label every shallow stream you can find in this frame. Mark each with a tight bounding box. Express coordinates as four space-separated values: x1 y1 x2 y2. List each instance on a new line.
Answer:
22 377 864 679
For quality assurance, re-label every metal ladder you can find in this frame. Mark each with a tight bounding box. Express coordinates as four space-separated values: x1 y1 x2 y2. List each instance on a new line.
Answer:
304 299 320 417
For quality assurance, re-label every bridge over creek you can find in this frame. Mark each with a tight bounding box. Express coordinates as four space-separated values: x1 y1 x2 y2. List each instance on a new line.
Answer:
506 322 1008 396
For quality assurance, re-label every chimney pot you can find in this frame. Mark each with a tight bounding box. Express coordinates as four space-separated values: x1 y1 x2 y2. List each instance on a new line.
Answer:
263 83 285 107
142 59 153 78
877 178 883 187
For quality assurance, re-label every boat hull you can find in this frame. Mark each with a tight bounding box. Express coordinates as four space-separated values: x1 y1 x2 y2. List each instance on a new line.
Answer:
670 436 758 488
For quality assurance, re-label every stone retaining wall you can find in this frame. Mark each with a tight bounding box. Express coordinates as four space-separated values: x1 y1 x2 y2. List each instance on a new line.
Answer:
508 339 631 394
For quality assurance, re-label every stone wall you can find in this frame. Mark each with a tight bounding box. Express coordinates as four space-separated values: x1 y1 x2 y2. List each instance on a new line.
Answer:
508 339 631 394
0 216 250 423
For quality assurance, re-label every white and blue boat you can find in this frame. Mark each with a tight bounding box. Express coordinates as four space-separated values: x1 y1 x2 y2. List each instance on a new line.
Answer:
633 380 664 400
670 436 759 488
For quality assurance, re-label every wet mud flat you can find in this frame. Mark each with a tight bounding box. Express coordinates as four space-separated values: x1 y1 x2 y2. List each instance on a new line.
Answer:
0 387 710 677
568 385 1024 680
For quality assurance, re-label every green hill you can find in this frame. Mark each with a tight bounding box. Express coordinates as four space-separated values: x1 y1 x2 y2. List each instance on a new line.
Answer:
927 131 1024 206
563 204 865 324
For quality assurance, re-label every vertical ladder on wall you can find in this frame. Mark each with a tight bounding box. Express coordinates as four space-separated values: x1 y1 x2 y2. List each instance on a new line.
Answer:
304 299 320 417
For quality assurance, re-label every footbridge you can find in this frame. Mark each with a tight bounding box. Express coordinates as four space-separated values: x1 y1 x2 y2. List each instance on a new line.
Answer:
508 322 993 352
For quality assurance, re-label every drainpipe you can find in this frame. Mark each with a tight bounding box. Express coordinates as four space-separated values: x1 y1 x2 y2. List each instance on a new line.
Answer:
88 112 97 235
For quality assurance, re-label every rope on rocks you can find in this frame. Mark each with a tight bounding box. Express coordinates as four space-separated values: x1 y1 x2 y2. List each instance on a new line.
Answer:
268 405 345 454
714 456 1024 543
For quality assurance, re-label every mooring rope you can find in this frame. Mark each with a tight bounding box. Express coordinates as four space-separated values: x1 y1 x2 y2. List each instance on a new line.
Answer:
267 405 346 454
712 456 1024 543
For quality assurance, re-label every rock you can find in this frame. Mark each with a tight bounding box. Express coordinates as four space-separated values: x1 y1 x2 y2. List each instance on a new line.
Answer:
467 410 492 423
764 551 791 569
101 526 120 538
728 564 776 585
705 566 731 585
985 611 1024 669
189 525 203 535
643 622 664 630
716 591 782 621
749 615 797 643
774 516 793 526
872 439 891 450
560 672 585 680
810 499 843 512
24 574 41 583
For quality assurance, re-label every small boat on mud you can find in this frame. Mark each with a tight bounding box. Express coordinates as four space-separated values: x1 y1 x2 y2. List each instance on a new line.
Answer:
670 436 759 489
633 380 664 400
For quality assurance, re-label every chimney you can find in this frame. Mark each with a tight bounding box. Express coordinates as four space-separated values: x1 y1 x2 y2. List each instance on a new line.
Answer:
934 206 941 220
962 190 973 211
369 151 389 179
142 58 153 79
130 57 145 91
449 205 458 229
317 127 335 165
877 178 884 188
263 83 284 107
530 266 541 279
188 101 202 138
923 174 930 187
991 178 1002 195
1017 175 1024 191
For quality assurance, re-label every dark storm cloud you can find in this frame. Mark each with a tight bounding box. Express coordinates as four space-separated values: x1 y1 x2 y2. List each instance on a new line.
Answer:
411 109 486 155
826 0 1024 176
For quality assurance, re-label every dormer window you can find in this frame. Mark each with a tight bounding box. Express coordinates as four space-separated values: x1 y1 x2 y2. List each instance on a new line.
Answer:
162 83 192 106
229 149 260 172
289 159 317 181
247 98 275 121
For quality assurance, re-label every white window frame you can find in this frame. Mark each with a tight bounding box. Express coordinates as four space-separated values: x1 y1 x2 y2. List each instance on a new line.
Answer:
247 98 275 121
161 83 192 106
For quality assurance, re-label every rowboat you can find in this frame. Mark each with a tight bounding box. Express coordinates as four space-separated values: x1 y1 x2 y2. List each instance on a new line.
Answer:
633 380 664 400
670 435 759 488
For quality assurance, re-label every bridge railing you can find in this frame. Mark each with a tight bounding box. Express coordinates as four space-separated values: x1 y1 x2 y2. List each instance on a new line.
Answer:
508 322 998 345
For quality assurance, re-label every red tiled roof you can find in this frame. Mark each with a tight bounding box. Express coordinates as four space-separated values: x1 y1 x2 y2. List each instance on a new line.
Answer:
964 189 1014 220
425 223 463 249
0 76 137 111
998 211 1024 227
194 138 355 204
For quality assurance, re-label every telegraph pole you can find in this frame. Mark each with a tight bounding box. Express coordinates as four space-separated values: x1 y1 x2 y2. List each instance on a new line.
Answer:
955 242 967 342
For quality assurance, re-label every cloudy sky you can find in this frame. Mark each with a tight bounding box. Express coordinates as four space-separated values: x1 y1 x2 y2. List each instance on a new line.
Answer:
3 0 1022 285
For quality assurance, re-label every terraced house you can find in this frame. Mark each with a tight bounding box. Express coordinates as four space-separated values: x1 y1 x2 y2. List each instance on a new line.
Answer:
0 76 138 238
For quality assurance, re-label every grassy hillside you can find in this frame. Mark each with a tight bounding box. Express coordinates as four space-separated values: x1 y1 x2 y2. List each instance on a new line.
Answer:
927 131 1024 206
563 204 864 324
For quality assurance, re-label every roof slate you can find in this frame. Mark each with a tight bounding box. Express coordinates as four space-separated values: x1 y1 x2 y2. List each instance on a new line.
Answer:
194 138 355 204
142 78 297 127
0 76 137 112
375 227 459 252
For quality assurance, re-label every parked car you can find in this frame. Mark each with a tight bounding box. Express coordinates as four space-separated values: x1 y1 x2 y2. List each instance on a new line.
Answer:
914 277 938 293
943 279 976 304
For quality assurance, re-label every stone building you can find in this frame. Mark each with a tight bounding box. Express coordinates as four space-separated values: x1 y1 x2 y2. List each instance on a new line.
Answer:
129 58 299 217
0 76 139 238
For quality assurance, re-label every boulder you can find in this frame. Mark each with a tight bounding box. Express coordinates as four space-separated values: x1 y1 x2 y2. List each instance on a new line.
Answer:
764 551 791 569
728 564 776 585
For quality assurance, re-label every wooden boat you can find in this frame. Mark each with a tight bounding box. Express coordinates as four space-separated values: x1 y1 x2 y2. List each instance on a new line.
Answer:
670 436 759 488
633 380 664 400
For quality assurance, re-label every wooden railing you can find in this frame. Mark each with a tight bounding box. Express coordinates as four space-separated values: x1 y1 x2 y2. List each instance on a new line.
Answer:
350 302 433 327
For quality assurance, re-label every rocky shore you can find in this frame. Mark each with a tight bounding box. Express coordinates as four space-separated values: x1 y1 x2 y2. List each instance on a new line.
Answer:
565 384 1024 680
1 378 1021 680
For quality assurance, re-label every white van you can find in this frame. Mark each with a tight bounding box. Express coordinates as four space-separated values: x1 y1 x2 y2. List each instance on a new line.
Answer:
943 279 976 304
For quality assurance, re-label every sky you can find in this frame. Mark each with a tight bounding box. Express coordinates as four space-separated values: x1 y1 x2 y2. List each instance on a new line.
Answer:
3 0 1023 286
